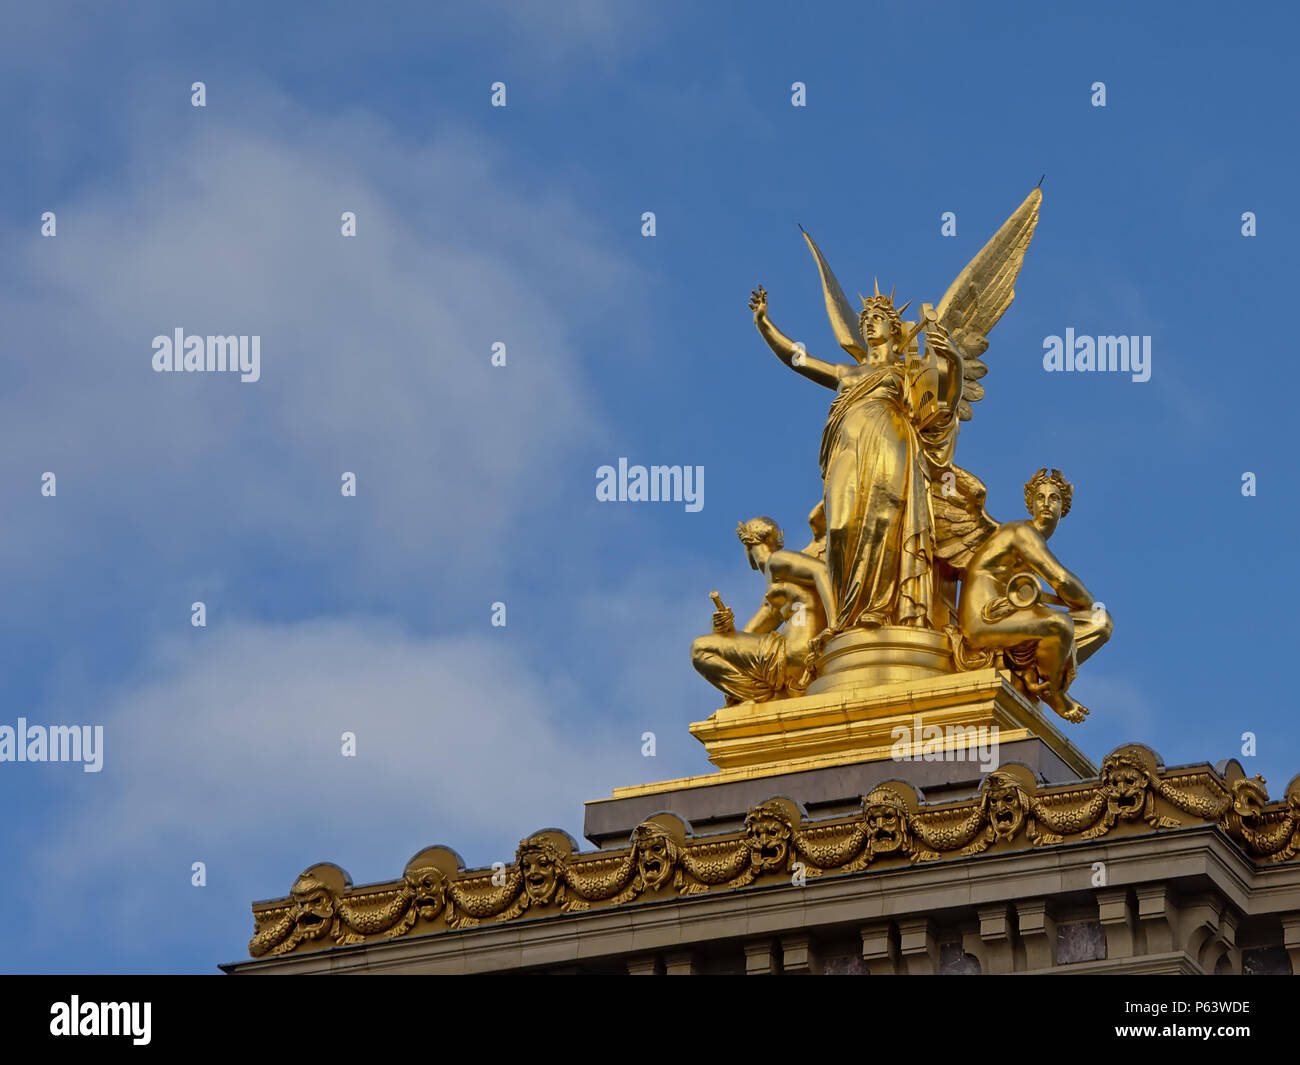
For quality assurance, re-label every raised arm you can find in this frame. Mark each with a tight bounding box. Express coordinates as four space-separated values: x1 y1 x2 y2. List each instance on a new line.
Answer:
749 286 844 390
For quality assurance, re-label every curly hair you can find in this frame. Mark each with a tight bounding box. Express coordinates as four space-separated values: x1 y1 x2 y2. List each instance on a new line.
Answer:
516 836 568 868
1023 468 1073 517
735 516 783 550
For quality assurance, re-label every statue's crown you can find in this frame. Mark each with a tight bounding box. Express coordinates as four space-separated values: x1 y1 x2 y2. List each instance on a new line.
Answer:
858 279 910 333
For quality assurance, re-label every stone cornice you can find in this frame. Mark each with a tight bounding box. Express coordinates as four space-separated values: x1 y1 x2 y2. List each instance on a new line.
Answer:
236 743 1300 963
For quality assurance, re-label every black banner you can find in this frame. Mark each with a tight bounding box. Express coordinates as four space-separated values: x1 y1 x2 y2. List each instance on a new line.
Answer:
0 975 1289 1053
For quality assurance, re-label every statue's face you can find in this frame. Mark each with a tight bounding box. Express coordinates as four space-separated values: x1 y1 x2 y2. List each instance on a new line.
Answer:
406 867 446 919
1103 764 1147 817
740 524 780 570
862 307 892 347
636 832 676 890
1030 482 1063 530
865 804 905 853
746 816 790 871
986 785 1026 840
521 850 560 904
290 880 335 939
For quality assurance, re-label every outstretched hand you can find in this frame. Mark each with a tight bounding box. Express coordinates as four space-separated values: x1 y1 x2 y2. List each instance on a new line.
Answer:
748 285 767 322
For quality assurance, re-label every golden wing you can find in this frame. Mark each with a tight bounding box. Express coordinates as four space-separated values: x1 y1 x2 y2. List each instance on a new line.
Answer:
935 188 1042 421
799 225 869 362
931 466 998 573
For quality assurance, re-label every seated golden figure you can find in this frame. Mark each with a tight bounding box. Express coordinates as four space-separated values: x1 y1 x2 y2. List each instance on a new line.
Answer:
690 511 829 704
953 468 1112 723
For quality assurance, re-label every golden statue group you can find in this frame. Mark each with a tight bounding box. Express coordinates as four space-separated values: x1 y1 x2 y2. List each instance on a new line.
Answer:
691 189 1111 724
239 188 1300 973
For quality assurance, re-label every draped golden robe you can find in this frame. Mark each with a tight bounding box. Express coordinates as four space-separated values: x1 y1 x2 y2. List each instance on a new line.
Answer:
818 364 959 632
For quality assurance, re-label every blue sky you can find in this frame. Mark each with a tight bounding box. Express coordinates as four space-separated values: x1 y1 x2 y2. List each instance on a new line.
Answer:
1 0 1296 973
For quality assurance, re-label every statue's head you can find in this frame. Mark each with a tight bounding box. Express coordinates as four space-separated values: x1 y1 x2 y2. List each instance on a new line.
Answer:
858 283 908 362
736 516 784 569
516 832 571 906
631 817 685 891
744 799 798 872
290 874 335 928
981 770 1030 842
1100 746 1157 820
404 865 448 919
1024 468 1073 535
862 786 912 856
401 846 462 921
287 864 348 943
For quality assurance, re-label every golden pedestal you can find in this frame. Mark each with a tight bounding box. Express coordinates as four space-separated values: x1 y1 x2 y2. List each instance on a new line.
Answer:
804 626 954 695
612 626 1094 799
607 667 1095 799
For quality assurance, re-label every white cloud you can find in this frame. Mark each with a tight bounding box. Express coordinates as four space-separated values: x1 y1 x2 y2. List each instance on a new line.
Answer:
0 92 639 596
22 617 645 956
0 81 668 969
36 618 629 863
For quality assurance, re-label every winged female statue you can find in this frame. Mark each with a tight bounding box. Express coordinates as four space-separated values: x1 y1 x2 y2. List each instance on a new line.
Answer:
748 188 1042 636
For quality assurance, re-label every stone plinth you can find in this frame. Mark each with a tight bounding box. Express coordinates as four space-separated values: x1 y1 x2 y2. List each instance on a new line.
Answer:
582 734 1083 848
